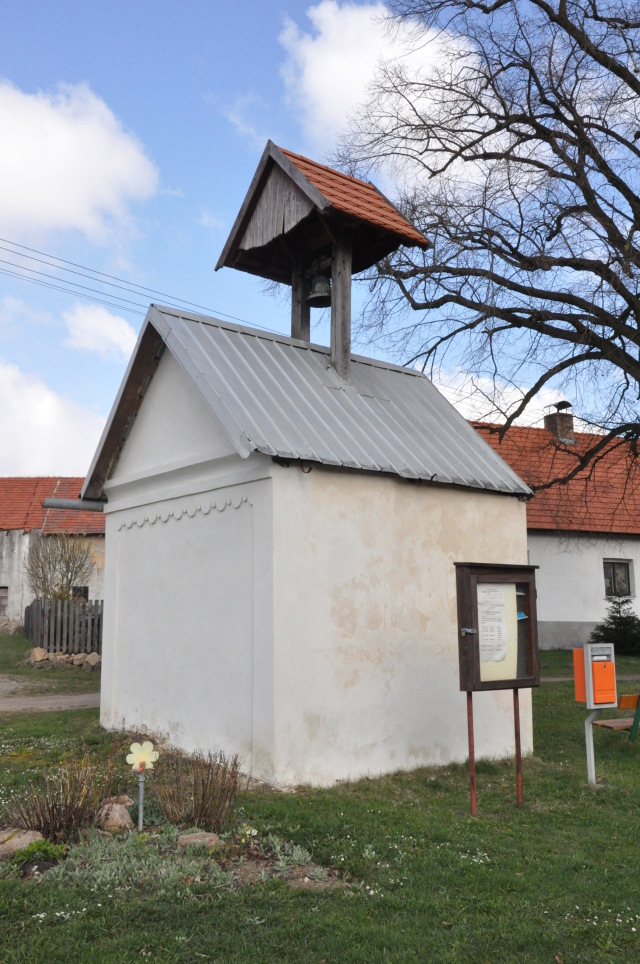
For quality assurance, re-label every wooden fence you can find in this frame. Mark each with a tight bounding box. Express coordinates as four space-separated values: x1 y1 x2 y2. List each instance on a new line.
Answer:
24 598 103 654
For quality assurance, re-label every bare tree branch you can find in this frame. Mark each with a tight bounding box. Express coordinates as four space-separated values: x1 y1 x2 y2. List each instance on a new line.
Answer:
336 0 640 473
24 535 95 601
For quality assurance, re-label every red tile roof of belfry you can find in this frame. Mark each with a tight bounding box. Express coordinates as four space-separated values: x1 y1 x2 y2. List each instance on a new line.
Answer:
279 147 430 248
0 478 105 535
474 423 640 536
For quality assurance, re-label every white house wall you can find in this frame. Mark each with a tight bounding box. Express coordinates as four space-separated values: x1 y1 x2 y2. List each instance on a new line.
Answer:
101 475 274 773
528 531 640 648
113 350 237 481
101 351 276 778
271 464 532 787
0 530 30 624
69 534 104 602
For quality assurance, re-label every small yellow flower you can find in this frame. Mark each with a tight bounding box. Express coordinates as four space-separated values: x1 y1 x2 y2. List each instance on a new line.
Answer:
126 741 159 771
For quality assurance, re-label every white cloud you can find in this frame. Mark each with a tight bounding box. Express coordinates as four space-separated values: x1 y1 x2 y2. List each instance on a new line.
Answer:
0 360 105 475
0 81 158 242
431 367 567 427
198 208 224 232
63 304 138 362
0 295 56 334
219 93 269 149
279 2 472 197
280 2 389 150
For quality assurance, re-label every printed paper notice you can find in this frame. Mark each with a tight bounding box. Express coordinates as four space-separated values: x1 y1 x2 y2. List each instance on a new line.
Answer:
478 583 518 682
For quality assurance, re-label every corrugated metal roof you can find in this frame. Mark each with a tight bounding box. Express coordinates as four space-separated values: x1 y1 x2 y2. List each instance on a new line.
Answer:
83 306 530 499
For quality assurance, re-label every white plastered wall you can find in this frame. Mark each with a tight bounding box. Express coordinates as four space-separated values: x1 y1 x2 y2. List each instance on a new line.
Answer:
528 530 640 648
271 464 532 786
0 529 30 624
102 477 274 775
75 534 105 601
100 349 276 779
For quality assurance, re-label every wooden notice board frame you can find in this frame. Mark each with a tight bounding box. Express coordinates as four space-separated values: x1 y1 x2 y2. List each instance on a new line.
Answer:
455 562 540 692
454 562 540 814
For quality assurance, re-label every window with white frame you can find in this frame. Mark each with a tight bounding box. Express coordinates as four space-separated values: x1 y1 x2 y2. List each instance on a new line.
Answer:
603 560 633 597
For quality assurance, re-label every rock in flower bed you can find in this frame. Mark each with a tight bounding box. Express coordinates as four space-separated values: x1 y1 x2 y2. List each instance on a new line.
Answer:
28 648 101 671
0 829 44 860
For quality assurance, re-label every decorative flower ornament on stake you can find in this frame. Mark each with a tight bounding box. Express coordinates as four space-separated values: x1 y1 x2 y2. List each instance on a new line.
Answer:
126 741 159 831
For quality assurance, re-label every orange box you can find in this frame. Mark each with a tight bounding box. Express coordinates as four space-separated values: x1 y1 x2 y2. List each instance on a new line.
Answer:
573 648 586 703
592 660 616 704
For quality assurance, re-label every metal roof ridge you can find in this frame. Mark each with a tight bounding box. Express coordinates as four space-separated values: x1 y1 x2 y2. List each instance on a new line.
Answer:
151 304 424 378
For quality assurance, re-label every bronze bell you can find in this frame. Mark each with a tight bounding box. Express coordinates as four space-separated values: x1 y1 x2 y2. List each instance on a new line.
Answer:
306 273 332 308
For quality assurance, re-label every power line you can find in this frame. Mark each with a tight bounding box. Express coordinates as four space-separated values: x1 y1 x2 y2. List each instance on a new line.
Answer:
0 242 172 308
0 266 147 316
0 236 284 335
0 257 152 311
0 236 219 313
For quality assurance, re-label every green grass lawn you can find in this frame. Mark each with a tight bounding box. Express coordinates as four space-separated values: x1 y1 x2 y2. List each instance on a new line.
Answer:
0 633 101 696
1 677 640 961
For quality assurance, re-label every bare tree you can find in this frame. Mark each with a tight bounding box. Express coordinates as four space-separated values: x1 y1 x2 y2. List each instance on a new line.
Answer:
338 0 640 474
24 534 94 601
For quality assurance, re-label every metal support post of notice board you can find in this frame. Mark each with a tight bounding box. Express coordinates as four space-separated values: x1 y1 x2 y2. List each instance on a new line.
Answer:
513 688 523 808
467 691 476 816
467 689 525 813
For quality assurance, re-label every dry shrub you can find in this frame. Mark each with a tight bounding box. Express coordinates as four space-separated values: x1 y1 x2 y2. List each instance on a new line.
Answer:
153 750 241 832
3 754 115 842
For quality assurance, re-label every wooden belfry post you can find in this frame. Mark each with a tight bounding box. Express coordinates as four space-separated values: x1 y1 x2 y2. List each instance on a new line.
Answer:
291 264 311 342
330 234 352 380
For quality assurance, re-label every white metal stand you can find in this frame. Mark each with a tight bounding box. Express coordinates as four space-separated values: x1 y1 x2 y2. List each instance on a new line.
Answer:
585 710 601 786
138 770 145 831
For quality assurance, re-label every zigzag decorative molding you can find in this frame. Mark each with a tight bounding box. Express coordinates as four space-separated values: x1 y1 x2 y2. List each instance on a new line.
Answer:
117 495 250 531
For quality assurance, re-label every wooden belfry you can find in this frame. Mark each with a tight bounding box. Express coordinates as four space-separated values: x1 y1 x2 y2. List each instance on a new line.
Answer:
216 141 430 379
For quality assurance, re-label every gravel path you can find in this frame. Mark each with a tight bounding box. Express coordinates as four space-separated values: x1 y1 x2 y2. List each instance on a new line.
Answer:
0 676 26 698
0 675 100 713
0 692 100 713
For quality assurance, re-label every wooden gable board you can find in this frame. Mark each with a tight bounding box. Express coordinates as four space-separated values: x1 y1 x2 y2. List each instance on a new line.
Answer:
216 141 329 275
239 164 315 252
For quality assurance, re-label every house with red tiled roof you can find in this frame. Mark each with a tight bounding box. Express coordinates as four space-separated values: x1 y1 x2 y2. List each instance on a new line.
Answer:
0 477 105 630
474 408 640 649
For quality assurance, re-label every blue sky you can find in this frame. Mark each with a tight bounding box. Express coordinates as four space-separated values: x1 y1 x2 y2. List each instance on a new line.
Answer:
0 1 562 476
1 0 417 474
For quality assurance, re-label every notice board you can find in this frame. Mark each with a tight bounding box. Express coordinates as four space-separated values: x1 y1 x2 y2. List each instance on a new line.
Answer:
455 563 540 692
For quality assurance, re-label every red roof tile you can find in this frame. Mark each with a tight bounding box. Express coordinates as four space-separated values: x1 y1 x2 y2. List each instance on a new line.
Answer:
0 478 105 535
474 423 640 535
279 147 430 248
